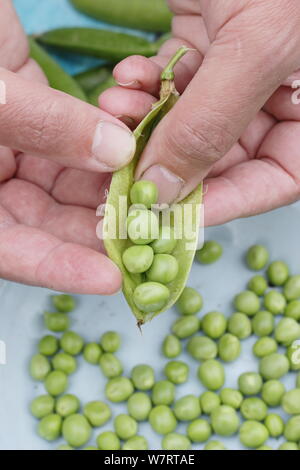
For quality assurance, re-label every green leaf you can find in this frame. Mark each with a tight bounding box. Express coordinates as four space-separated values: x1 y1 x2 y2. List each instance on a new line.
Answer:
104 47 203 324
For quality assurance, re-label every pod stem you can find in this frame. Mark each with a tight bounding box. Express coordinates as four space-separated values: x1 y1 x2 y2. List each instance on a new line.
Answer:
161 45 190 81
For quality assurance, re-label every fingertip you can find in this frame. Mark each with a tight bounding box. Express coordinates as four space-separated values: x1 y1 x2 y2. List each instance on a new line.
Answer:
113 55 161 94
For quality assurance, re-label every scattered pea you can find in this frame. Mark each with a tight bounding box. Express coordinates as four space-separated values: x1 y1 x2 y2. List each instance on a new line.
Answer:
204 440 226 450
246 245 269 271
83 343 102 365
187 418 212 443
253 337 278 358
278 442 299 450
259 353 290 380
247 275 268 296
149 405 177 435
122 435 148 450
241 398 268 421
152 380 175 406
198 360 225 391
199 391 221 415
218 334 241 362
62 414 91 448
56 394 80 417
267 261 289 286
29 354 51 381
283 275 300 301
201 311 227 339
174 395 201 421
284 299 300 321
234 291 260 316
83 401 111 427
176 287 203 315
38 414 62 441
187 336 217 361
162 433 191 450
99 353 123 378
171 315 200 339
252 311 274 336
57 444 73 450
97 431 120 450
239 420 269 448
131 364 155 390
52 352 77 375
238 372 263 395
281 389 300 415
274 317 300 346
264 413 284 437
196 241 222 264
114 414 138 440
220 389 243 410
44 312 70 332
284 415 300 442
38 335 59 356
211 405 240 436
287 342 300 371
60 331 84 355
261 380 286 407
296 372 300 388
264 290 286 315
30 395 55 419
105 377 134 403
44 370 68 397
52 294 76 313
227 312 252 339
162 334 182 358
164 361 189 384
100 331 121 353
127 392 152 421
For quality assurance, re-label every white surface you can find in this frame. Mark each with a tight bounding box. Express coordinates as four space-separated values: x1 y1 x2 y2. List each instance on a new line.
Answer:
0 203 300 450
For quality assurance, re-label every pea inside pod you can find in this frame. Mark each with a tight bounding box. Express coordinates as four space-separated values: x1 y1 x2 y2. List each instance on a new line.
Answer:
103 47 202 324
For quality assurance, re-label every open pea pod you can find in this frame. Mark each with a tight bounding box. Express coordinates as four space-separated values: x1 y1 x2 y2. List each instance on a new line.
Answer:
103 47 202 325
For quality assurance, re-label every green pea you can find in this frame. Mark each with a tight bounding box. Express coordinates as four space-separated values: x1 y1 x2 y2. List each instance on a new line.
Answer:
162 334 182 358
162 433 191 450
130 180 158 208
114 414 138 440
252 311 275 337
196 240 222 264
274 317 300 346
241 398 268 421
83 401 111 427
239 420 269 448
174 395 201 421
83 446 97 450
97 431 120 450
38 414 62 441
187 419 212 443
127 392 152 421
122 435 148 450
234 291 260 316
198 360 225 391
99 353 123 378
278 442 299 450
201 311 227 339
133 282 170 313
246 245 269 271
60 331 84 355
44 312 70 332
218 334 241 362
187 335 217 361
264 290 286 315
261 380 286 407
52 294 76 313
211 405 240 436
127 209 159 245
238 372 263 395
62 414 91 448
29 354 51 381
227 312 252 339
150 226 177 255
30 395 55 419
199 391 221 415
257 445 273 450
253 337 278 358
259 353 290 380
247 275 268 296
171 315 200 339
83 343 103 365
38 335 59 356
152 380 175 406
264 414 284 437
284 415 300 442
267 261 289 286
44 370 68 396
52 353 77 375
220 389 243 410
122 245 154 274
164 361 189 384
296 372 300 388
288 342 300 370
146 254 179 284
204 440 226 450
105 377 134 403
284 299 300 321
100 331 121 353
131 364 155 390
56 394 80 417
176 287 203 315
282 389 300 415
283 275 300 300
57 444 74 450
149 405 177 435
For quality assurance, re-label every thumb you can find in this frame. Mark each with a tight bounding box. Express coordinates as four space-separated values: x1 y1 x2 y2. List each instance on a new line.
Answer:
0 67 136 172
135 24 300 203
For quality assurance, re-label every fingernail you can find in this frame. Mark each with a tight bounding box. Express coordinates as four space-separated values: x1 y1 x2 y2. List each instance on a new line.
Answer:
115 115 136 128
92 121 136 171
141 165 184 205
116 79 141 88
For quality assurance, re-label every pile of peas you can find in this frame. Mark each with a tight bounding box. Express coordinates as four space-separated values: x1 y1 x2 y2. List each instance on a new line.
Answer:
29 242 300 450
123 180 180 314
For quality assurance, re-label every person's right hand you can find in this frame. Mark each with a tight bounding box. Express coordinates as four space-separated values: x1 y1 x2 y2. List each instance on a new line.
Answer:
101 0 300 226
0 0 136 294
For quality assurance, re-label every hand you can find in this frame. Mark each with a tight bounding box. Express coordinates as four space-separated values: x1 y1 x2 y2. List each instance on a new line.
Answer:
101 0 300 225
0 0 137 294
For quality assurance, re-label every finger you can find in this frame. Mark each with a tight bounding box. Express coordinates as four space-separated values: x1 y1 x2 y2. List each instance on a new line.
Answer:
16 153 63 193
0 146 16 181
0 179 101 250
99 86 156 127
204 158 299 226
172 15 210 54
0 222 121 294
264 86 300 121
168 0 201 15
0 68 136 173
135 12 300 204
0 0 28 71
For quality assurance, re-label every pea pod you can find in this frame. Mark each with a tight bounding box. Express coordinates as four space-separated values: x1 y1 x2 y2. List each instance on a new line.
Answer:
87 75 116 106
74 66 113 93
103 47 203 325
70 0 172 33
28 38 87 102
37 28 159 62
